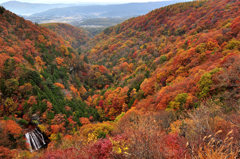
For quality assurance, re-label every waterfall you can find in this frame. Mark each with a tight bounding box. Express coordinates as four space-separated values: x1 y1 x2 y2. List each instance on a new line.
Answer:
25 128 48 152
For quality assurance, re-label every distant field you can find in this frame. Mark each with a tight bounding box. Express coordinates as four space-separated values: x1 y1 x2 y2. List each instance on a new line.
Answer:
73 17 127 36
75 17 127 27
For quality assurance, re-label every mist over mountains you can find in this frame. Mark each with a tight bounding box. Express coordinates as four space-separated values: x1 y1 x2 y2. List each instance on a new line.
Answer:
30 1 186 18
0 1 73 16
1 0 192 29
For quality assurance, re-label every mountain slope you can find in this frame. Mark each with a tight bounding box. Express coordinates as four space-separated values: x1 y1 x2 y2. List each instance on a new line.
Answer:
85 0 240 116
0 6 98 152
38 0 240 158
41 23 90 49
0 0 240 158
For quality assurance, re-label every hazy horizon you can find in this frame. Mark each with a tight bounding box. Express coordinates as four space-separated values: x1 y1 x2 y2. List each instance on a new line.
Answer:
1 0 176 4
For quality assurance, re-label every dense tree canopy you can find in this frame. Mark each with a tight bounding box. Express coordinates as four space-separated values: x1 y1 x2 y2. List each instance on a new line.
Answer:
0 0 240 158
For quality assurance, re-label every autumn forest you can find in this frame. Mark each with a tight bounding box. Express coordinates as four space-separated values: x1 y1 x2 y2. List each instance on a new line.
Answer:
0 0 240 158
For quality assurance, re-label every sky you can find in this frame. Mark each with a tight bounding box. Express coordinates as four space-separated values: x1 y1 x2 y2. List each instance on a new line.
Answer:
0 0 173 4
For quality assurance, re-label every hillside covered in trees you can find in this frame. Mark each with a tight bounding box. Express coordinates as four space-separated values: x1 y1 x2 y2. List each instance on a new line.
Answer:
0 6 101 158
0 0 240 158
41 23 91 49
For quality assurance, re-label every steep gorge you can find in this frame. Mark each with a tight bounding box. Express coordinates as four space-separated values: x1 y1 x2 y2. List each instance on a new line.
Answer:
0 0 240 158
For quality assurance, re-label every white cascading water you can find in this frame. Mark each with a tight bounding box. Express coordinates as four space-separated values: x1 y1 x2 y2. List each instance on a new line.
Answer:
25 128 47 152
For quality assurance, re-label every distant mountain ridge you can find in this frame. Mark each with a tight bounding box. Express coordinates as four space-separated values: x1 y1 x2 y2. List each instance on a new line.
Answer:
30 0 193 18
0 1 73 15
1 0 193 29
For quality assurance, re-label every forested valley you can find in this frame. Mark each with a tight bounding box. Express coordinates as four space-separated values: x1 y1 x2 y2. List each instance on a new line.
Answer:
0 0 240 158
